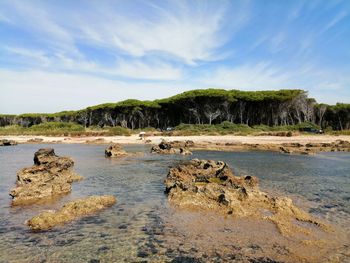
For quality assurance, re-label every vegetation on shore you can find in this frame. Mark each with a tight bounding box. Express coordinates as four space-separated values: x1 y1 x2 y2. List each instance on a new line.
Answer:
1 121 349 136
0 89 349 131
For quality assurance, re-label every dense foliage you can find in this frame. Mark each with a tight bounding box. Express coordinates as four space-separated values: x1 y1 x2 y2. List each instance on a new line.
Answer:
0 89 349 130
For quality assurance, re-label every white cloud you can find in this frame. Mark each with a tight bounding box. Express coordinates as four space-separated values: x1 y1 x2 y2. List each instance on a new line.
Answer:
2 45 183 81
200 62 290 90
2 0 81 56
2 1 250 65
198 62 350 104
0 69 194 114
110 60 182 80
71 1 233 64
4 46 50 66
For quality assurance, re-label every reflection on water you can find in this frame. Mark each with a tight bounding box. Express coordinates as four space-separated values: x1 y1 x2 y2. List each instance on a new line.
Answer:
0 144 349 262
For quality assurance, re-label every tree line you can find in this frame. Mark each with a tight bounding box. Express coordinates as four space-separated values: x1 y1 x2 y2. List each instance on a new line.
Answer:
0 89 349 130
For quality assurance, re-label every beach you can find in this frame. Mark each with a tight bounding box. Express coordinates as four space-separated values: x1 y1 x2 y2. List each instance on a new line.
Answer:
1 134 350 145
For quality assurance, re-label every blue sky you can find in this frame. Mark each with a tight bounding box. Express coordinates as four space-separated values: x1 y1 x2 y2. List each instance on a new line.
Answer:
0 0 349 114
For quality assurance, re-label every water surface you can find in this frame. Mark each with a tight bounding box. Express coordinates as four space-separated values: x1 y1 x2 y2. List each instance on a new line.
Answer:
0 144 349 262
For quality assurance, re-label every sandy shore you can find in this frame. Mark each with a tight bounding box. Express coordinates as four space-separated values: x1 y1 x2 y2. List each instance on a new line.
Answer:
1 134 350 145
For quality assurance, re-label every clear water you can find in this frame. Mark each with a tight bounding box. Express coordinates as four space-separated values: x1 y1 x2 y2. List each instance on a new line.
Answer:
0 144 349 262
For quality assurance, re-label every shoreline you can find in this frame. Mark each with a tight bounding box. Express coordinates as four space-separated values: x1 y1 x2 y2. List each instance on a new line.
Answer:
1 134 350 145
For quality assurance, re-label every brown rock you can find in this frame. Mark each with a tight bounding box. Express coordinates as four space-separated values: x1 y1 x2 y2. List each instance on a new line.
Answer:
105 143 143 158
165 159 329 237
27 195 117 230
85 138 107 144
9 148 83 205
27 138 44 143
151 140 193 155
105 143 128 157
0 139 18 146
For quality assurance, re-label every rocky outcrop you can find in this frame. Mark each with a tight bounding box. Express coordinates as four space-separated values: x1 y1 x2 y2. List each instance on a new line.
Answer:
165 159 329 237
27 138 44 143
0 139 18 146
86 138 108 144
10 148 83 205
105 143 128 157
191 140 350 155
278 140 350 155
105 143 144 158
27 195 117 230
151 140 193 155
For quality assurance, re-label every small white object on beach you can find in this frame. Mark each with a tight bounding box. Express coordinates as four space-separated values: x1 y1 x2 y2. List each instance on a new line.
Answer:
139 131 146 140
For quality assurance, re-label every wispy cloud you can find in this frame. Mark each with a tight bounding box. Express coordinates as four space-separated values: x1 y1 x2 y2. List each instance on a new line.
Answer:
324 10 348 32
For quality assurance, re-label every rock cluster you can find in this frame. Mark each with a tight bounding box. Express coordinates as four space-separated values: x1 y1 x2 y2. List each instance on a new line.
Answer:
191 139 350 155
165 159 329 237
27 195 117 230
10 148 83 205
151 140 193 155
278 140 350 155
0 139 18 146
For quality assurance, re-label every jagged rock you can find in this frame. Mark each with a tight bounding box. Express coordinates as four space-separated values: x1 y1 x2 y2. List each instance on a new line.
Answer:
105 143 128 157
0 139 18 146
10 148 83 205
151 140 193 155
165 159 329 237
26 195 117 230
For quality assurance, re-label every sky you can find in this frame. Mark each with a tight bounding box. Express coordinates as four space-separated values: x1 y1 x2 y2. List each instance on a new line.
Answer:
0 0 349 114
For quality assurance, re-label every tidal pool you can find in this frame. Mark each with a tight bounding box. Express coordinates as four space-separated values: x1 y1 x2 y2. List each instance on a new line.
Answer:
0 144 349 262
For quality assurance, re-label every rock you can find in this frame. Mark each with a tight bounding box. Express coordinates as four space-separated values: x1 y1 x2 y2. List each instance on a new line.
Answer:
0 139 18 146
26 195 117 230
279 145 316 155
27 138 44 143
9 148 83 205
86 138 107 144
151 140 193 155
105 143 128 157
179 147 192 155
165 159 329 237
335 139 350 148
279 146 292 154
105 143 143 158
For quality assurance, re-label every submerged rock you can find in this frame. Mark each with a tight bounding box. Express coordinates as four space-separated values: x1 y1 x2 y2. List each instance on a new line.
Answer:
0 139 18 146
165 159 329 237
151 140 193 155
27 195 117 230
10 148 83 205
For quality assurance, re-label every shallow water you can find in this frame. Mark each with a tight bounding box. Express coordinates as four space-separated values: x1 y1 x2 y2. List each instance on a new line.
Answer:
0 144 349 262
